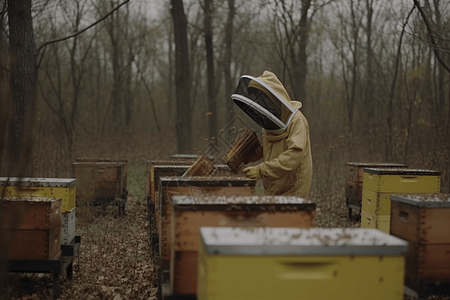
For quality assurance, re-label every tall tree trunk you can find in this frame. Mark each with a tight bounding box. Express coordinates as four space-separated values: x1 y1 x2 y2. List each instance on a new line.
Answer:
223 0 235 125
171 0 192 153
1 0 37 288
204 0 217 140
432 0 446 127
7 0 36 173
364 0 374 119
292 0 311 102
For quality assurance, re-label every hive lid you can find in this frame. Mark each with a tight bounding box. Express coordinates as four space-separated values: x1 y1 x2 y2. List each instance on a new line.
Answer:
76 158 128 163
363 168 440 176
159 176 255 187
347 162 407 168
2 196 62 203
390 193 450 208
171 154 201 160
154 164 230 170
200 227 408 256
171 195 315 210
0 177 76 187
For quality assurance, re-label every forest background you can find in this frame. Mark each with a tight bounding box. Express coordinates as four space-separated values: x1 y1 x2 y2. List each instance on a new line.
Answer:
1 0 449 200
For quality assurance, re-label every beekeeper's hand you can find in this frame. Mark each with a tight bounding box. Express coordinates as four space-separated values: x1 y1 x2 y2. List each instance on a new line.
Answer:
242 166 260 180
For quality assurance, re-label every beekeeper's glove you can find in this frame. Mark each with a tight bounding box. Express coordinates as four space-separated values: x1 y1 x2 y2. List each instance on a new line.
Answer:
242 166 260 180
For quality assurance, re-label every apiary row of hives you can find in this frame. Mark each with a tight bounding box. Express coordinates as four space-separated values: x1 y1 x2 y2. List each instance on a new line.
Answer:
0 158 129 299
346 162 449 298
147 156 422 300
0 158 129 259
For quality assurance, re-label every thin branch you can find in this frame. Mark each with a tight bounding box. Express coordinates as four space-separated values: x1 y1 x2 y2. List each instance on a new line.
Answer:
413 0 450 73
36 0 130 56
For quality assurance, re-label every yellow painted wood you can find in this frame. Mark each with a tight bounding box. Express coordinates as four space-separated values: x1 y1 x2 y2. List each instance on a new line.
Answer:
363 172 440 194
0 185 76 213
362 190 391 216
197 242 405 300
361 210 390 233
361 210 376 229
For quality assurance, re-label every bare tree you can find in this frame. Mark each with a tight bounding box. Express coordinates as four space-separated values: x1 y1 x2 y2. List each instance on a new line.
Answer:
6 0 36 173
171 0 192 153
223 0 235 124
202 0 218 140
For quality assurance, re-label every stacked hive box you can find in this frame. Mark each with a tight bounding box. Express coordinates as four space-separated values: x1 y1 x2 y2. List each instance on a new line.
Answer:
146 159 196 214
0 177 77 246
73 162 126 214
147 163 241 252
76 158 128 199
168 195 316 297
1 197 62 260
197 227 408 300
390 193 450 298
360 168 440 233
0 177 76 212
157 176 255 298
345 162 406 219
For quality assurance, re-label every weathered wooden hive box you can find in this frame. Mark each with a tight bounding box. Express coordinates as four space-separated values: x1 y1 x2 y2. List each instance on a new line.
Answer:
345 162 406 217
361 168 440 233
197 227 408 300
72 162 124 205
390 193 450 297
146 159 196 208
1 197 62 260
76 158 128 196
169 195 316 296
148 164 241 236
157 176 255 297
0 177 76 213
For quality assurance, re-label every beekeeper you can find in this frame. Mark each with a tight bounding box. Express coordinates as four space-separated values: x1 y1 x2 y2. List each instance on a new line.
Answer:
231 70 312 197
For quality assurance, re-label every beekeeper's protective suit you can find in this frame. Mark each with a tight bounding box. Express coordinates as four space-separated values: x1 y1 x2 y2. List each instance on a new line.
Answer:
231 70 312 197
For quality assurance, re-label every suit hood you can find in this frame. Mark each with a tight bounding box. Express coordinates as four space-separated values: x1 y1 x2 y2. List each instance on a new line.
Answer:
231 70 300 133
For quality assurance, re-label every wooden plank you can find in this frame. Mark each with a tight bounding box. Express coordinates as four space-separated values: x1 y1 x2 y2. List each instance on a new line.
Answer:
419 207 450 244
0 197 62 230
3 225 62 260
419 244 450 280
345 181 363 202
390 201 420 243
173 251 198 295
173 210 315 252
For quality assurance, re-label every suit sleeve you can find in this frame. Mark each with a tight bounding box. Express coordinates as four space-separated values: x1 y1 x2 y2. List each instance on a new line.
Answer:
256 116 307 179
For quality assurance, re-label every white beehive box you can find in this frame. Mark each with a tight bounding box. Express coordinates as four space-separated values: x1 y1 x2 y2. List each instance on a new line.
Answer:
61 207 76 245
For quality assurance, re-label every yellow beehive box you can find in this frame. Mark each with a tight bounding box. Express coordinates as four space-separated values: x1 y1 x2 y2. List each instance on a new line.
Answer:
361 168 440 233
345 162 406 218
197 227 408 300
362 168 440 194
360 210 390 233
0 177 76 213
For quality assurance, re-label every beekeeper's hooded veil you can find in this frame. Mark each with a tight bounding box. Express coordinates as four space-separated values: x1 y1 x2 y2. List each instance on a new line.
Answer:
231 70 312 197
